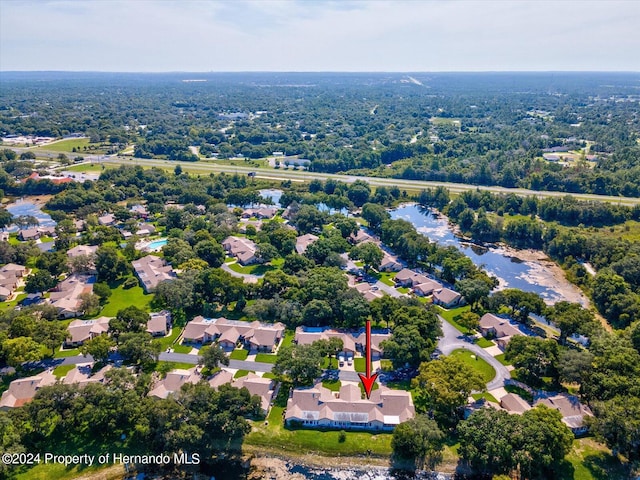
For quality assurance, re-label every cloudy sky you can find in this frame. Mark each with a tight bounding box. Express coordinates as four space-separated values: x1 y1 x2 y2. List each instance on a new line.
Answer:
1 0 639 71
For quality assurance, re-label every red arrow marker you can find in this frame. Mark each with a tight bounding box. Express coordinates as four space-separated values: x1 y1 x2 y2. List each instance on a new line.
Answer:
358 320 378 399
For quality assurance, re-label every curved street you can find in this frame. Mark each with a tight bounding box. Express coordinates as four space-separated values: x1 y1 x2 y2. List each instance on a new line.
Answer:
437 315 511 391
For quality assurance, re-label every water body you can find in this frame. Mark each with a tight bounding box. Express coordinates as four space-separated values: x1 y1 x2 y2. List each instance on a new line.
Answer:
390 204 585 305
259 189 283 207
6 200 57 232
289 465 449 479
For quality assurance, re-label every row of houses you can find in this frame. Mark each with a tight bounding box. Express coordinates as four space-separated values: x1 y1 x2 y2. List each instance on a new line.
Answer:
0 364 113 409
65 311 171 347
294 326 391 360
473 391 593 435
148 368 275 414
285 382 414 431
394 268 463 308
17 226 56 241
183 316 285 353
0 263 28 301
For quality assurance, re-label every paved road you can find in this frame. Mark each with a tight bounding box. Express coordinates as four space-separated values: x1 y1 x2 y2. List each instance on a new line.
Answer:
33 352 275 374
94 156 640 206
220 262 261 283
436 315 511 391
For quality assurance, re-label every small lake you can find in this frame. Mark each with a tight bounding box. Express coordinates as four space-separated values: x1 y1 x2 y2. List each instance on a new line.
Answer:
390 204 587 306
259 189 283 207
6 200 56 232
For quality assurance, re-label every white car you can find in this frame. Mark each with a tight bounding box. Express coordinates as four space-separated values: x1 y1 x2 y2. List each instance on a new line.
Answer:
338 354 345 367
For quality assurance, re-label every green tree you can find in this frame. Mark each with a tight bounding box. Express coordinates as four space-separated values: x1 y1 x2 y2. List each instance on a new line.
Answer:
24 270 57 293
458 408 516 477
2 336 43 368
109 305 149 340
361 203 390 233
34 320 69 356
412 356 485 427
457 311 480 334
80 334 115 364
118 332 161 371
589 395 640 467
273 344 323 386
455 278 491 311
546 301 595 345
349 242 384 271
95 246 127 283
392 415 445 471
333 215 358 239
193 239 224 267
504 335 559 387
199 344 230 372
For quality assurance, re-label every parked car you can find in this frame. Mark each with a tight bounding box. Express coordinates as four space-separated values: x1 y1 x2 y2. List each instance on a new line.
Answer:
338 354 345 367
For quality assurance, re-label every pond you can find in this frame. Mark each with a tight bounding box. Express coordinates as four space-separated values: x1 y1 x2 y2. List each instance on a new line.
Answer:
259 189 283 207
6 200 56 232
390 204 588 306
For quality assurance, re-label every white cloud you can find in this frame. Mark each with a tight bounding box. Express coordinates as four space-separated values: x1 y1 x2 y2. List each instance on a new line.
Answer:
1 0 638 71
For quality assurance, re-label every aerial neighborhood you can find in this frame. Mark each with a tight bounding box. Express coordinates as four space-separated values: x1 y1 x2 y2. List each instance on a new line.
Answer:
1 71 639 479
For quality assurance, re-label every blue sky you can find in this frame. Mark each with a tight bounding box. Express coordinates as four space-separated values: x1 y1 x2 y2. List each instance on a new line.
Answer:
1 0 639 71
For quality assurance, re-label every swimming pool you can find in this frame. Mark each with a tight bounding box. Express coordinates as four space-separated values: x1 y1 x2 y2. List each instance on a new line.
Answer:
146 238 168 250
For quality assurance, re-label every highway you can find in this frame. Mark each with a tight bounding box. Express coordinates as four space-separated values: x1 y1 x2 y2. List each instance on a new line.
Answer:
98 156 640 206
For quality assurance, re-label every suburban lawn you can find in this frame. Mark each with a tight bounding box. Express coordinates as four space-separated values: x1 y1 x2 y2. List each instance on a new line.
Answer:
322 379 341 391
280 330 294 349
449 349 496 383
53 364 75 378
245 406 393 457
353 357 370 373
255 353 278 363
474 337 495 348
495 353 512 366
230 349 249 360
471 392 499 403
234 369 253 378
565 438 628 480
435 305 472 333
372 271 396 286
157 327 182 350
100 280 153 317
54 347 81 358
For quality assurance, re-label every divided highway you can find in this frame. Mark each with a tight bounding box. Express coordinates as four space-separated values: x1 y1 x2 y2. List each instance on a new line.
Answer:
100 156 640 206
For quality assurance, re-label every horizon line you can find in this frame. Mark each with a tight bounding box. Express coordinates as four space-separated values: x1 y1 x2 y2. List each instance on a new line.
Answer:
1 70 639 74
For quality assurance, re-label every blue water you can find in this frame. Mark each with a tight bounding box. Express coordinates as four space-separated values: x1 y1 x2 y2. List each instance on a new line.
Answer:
6 200 56 232
147 238 168 250
259 189 283 207
390 204 583 305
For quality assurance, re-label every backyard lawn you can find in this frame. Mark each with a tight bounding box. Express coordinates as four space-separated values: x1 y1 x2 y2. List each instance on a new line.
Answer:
435 305 471 333
53 364 75 379
449 349 496 383
100 280 153 317
245 406 393 457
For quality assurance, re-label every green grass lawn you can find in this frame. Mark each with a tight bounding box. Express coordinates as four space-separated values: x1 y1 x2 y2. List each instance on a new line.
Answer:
157 327 182 350
435 305 472 333
173 343 193 354
474 337 495 348
353 357 370 373
372 271 396 286
36 138 109 153
471 392 499 403
54 347 81 358
230 349 249 360
53 364 76 378
1 292 27 312
234 369 253 378
262 372 276 379
255 353 278 363
100 279 153 317
565 438 627 480
495 353 512 366
156 361 196 371
449 349 496 383
322 379 341 391
280 330 294 349
227 260 282 275
245 406 393 457
62 163 110 172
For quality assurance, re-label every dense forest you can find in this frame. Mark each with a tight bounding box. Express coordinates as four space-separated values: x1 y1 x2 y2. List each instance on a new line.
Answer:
1 72 639 195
